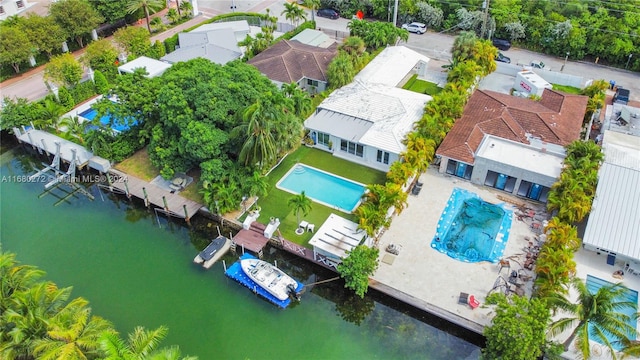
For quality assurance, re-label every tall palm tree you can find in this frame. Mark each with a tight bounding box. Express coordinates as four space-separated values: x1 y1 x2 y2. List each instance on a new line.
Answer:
548 277 637 359
281 2 306 27
235 99 279 169
127 0 164 34
0 252 45 313
534 244 576 298
288 191 312 226
303 0 320 23
33 297 115 359
37 99 66 132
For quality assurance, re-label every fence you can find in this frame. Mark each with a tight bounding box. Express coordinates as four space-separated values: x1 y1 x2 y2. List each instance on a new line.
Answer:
318 28 350 41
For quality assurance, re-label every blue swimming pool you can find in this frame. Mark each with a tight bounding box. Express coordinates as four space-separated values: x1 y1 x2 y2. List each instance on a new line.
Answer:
431 188 512 263
276 164 365 213
586 275 638 351
79 108 137 132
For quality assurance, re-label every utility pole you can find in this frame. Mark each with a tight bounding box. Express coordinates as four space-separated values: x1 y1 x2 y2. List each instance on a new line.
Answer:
392 0 399 27
481 0 491 39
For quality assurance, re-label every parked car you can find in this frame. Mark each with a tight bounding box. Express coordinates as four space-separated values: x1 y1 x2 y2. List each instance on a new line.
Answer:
529 60 546 69
401 22 427 34
496 52 511 63
317 9 339 19
613 87 630 105
492 38 511 51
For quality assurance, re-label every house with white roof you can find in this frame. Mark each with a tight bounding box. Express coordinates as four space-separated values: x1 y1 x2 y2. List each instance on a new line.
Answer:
582 130 640 266
303 46 431 171
118 56 172 78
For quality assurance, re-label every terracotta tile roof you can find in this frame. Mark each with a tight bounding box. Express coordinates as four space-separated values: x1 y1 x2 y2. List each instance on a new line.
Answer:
436 89 588 164
247 40 338 84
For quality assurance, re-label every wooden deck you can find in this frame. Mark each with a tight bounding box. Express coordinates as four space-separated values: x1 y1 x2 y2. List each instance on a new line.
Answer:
232 222 270 253
106 169 202 220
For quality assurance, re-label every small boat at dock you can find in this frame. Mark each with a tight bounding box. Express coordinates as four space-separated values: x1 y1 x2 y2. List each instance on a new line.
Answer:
241 258 299 301
194 236 231 269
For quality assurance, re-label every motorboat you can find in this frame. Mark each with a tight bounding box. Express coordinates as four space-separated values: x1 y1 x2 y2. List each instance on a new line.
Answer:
241 258 299 301
193 236 231 269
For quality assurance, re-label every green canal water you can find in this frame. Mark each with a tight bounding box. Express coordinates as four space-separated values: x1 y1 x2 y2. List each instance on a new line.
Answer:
0 147 481 360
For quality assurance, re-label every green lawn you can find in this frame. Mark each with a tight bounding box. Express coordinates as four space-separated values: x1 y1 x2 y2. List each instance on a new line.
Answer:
552 84 582 94
252 147 386 246
402 74 442 96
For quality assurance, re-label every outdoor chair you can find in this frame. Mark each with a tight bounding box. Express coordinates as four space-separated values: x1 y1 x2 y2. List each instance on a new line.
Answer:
468 295 480 309
458 292 469 305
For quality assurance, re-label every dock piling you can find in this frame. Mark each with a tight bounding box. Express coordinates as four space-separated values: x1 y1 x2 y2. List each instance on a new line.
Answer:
124 180 131 199
223 260 227 272
162 196 169 211
183 204 190 225
142 187 149 207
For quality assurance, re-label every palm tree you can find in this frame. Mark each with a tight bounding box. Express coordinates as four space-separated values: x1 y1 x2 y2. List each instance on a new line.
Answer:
245 170 269 198
281 2 306 27
33 297 115 359
451 31 478 63
126 0 164 34
288 191 312 226
534 244 576 298
340 36 366 56
548 277 637 358
37 99 66 132
235 98 279 169
303 0 320 22
100 325 196 360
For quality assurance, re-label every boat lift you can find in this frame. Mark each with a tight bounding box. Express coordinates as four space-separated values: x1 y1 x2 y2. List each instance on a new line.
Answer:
30 141 94 201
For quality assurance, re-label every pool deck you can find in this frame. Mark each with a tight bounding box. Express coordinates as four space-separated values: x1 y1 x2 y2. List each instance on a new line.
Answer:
370 166 544 335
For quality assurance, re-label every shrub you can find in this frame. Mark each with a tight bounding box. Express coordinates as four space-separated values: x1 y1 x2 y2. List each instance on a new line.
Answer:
68 81 97 104
57 86 75 110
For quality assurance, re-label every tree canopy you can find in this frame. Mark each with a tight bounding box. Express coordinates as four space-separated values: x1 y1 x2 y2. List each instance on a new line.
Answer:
49 0 104 48
337 245 379 298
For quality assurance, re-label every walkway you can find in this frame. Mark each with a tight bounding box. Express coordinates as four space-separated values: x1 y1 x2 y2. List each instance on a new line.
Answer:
106 169 203 220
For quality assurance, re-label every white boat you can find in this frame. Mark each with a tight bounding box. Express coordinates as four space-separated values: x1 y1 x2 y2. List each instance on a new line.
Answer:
241 258 298 301
193 236 231 269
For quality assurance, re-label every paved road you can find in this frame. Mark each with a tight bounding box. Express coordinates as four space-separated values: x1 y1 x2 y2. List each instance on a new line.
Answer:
2 2 638 102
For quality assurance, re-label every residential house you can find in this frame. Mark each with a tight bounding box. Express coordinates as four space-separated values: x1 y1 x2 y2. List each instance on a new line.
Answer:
0 0 31 20
247 39 338 93
161 22 247 65
435 89 588 202
118 56 172 78
303 46 431 172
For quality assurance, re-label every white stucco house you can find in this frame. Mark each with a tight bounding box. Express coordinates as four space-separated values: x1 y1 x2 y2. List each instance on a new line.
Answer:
303 46 431 172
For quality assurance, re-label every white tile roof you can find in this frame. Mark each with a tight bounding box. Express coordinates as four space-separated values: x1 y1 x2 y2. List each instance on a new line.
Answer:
354 46 430 87
309 213 366 259
118 56 171 78
583 131 640 260
314 80 431 154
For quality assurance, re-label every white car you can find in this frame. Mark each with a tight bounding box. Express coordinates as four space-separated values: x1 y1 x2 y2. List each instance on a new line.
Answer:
401 22 427 34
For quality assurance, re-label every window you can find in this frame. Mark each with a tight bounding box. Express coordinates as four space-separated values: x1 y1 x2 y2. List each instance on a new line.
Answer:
16 1 24 8
340 140 363 157
376 150 389 164
445 159 473 180
306 79 319 87
317 132 330 146
484 170 516 192
0 6 4 14
517 180 550 202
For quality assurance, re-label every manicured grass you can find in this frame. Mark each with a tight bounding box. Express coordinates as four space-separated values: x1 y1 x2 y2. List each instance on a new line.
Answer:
253 147 386 245
552 84 582 94
402 74 442 96
114 148 159 181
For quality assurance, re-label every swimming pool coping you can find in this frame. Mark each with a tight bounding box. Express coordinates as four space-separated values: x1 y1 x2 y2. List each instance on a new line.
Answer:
275 163 367 214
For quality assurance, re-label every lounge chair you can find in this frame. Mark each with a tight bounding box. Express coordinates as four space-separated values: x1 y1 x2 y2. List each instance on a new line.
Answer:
468 295 480 309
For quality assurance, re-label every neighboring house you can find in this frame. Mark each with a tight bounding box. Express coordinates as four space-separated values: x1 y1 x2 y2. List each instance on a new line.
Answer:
436 89 588 202
118 56 172 78
290 29 336 48
247 40 338 93
0 0 31 20
582 130 640 268
189 20 251 43
161 28 243 65
303 46 432 172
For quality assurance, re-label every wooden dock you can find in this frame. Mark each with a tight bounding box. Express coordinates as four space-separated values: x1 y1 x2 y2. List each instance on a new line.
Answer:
106 169 203 221
232 222 270 254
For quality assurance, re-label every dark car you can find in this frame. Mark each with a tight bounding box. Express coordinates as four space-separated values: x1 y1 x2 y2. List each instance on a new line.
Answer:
496 52 511 63
492 38 511 51
317 9 339 19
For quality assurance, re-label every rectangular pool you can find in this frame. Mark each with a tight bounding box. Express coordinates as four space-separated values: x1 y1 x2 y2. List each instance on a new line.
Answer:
586 275 638 351
79 108 137 132
276 164 365 213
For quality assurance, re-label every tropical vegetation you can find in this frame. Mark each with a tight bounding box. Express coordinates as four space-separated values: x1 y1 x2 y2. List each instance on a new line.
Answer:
0 251 195 360
337 245 380 298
